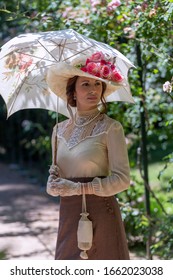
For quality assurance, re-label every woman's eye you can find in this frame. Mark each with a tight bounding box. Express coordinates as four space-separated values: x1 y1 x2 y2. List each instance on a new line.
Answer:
81 81 101 87
82 82 89 86
95 82 101 86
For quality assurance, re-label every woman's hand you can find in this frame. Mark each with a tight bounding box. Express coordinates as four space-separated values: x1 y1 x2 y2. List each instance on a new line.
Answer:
47 178 81 197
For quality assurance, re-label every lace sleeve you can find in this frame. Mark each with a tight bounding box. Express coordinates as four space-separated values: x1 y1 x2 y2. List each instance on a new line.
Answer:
91 121 130 196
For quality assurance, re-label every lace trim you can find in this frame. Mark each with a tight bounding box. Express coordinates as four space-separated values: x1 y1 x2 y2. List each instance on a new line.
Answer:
74 111 101 127
56 114 114 149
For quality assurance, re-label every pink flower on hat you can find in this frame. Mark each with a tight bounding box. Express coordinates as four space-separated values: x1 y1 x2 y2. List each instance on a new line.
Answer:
86 62 100 75
78 51 124 83
100 65 111 79
90 51 105 62
111 69 124 82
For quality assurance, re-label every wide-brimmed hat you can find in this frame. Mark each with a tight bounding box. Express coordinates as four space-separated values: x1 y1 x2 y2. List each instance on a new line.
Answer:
46 51 134 103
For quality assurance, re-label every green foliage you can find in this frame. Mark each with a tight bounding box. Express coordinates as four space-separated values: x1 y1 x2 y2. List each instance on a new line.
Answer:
118 164 173 259
0 0 173 259
151 214 173 259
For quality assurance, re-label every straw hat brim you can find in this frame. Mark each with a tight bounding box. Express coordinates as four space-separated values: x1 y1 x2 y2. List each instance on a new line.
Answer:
46 62 127 101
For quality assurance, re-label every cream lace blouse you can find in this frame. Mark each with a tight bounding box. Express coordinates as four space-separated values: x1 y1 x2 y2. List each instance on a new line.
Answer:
51 108 130 196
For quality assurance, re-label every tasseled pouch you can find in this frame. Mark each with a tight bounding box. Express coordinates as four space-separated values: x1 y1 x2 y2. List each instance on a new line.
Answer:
77 186 93 259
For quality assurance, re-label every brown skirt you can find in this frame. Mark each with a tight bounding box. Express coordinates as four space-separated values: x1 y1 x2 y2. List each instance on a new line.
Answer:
55 193 130 260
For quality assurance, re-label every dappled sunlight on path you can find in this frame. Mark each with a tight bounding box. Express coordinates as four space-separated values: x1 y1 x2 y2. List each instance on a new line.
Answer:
0 162 59 259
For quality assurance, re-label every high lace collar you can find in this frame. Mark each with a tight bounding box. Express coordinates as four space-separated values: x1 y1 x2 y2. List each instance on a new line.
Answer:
74 107 101 127
76 107 100 118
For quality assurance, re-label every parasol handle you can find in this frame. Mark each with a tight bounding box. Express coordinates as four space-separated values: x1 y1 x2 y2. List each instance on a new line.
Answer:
53 134 58 166
53 96 59 166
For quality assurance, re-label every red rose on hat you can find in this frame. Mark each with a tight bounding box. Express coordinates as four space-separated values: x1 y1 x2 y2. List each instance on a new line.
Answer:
78 51 124 83
90 51 105 62
111 69 124 82
86 62 100 76
100 65 111 79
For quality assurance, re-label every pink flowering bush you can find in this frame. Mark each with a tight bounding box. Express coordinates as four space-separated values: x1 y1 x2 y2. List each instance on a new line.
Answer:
79 51 124 83
90 0 101 7
163 80 173 93
107 0 121 13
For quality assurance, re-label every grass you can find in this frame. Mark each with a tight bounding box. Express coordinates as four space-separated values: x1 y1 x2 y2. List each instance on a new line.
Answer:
130 161 173 215
131 161 172 187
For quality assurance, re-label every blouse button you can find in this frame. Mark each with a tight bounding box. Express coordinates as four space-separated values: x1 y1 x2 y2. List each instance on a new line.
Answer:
107 207 113 213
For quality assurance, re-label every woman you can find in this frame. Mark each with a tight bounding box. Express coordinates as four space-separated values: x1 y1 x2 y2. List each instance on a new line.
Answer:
46 51 132 260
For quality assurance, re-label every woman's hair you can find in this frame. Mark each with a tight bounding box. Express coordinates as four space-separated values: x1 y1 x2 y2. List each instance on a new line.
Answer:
66 76 78 107
66 76 107 112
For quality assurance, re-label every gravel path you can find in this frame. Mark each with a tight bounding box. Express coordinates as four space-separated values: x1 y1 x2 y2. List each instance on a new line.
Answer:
0 162 59 259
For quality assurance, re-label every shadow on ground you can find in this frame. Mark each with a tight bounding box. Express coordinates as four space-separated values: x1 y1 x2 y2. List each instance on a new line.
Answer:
0 162 59 259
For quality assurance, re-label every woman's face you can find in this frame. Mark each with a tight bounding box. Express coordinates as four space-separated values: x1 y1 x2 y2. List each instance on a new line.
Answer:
74 76 103 111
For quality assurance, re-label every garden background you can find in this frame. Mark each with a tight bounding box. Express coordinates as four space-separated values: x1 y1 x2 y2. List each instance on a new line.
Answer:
0 0 173 259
